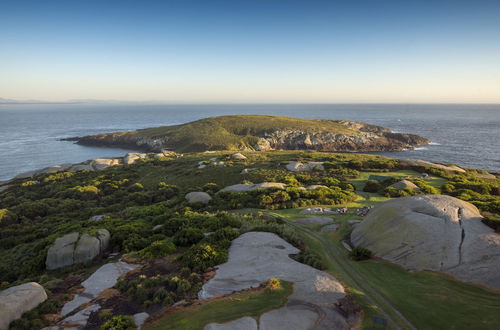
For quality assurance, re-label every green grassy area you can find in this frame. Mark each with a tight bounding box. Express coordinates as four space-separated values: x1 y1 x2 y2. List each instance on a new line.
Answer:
146 281 293 330
349 170 447 192
271 207 500 330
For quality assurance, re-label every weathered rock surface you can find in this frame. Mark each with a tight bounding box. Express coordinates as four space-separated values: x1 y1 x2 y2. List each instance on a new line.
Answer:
286 161 324 172
46 232 80 270
58 304 100 329
351 195 500 289
297 217 335 225
46 230 110 270
199 232 350 329
306 184 329 190
221 182 287 192
185 192 212 204
133 312 150 329
61 261 139 316
320 224 340 232
124 153 148 165
400 159 465 173
389 180 420 191
231 153 247 160
0 282 48 330
205 316 257 330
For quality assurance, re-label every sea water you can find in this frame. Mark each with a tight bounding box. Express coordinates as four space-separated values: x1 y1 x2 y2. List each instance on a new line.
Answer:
0 103 499 181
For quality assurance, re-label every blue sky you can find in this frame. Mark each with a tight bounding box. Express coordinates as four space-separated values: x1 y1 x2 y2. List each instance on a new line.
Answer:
1 0 499 103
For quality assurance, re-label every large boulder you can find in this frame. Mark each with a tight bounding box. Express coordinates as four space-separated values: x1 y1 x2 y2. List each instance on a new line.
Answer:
74 234 101 264
123 153 147 165
351 195 500 289
231 153 247 160
46 232 79 270
46 230 110 270
389 180 419 191
221 182 287 193
90 158 120 170
0 282 47 330
185 192 212 204
285 161 324 172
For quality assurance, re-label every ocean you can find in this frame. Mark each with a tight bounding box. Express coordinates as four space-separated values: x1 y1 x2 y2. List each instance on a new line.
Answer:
0 103 499 181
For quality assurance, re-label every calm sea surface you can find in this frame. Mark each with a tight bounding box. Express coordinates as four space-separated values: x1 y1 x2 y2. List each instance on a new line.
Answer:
0 103 499 181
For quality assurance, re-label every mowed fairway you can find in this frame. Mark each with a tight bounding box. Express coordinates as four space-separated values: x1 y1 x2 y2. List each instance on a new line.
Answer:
350 260 500 330
273 203 500 330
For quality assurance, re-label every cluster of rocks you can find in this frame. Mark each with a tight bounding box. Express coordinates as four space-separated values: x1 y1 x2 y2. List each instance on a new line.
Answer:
351 195 500 289
0 282 48 330
285 161 324 172
45 230 110 270
299 207 347 215
198 153 247 169
251 124 428 152
200 232 355 329
356 206 373 217
11 150 179 181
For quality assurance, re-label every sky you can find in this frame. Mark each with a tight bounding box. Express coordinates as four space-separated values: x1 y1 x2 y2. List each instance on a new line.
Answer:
1 0 500 103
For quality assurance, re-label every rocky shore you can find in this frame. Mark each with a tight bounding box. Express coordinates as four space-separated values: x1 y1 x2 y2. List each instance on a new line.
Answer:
63 115 430 153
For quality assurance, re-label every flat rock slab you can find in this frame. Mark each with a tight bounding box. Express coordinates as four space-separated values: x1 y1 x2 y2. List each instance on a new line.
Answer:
259 305 319 330
59 304 100 329
297 217 334 225
199 232 349 329
133 312 150 329
205 316 257 330
62 261 138 316
320 224 339 232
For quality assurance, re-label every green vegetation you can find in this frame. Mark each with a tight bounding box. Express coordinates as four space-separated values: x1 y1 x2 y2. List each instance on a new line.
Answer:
100 315 136 330
349 246 373 261
0 149 498 329
86 115 361 152
146 280 293 330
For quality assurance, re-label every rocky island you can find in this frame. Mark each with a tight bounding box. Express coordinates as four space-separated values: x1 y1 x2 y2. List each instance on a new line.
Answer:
65 115 430 153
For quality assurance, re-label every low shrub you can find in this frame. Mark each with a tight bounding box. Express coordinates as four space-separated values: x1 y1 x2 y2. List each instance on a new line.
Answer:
100 315 136 330
349 246 373 261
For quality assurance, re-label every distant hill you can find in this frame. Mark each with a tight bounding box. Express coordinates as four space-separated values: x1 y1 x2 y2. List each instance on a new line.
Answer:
67 115 429 152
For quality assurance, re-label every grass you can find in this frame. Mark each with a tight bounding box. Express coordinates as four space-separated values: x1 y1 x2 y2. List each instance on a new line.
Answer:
145 281 293 330
348 169 447 192
350 260 500 330
271 206 500 330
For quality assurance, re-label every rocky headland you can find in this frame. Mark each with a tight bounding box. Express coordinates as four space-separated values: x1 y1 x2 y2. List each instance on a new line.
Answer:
64 115 430 153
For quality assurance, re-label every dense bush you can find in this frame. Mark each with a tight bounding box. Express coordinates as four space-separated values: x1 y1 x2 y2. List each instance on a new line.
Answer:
349 246 373 261
137 239 176 259
363 180 381 193
181 243 228 272
100 315 136 330
173 227 205 246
